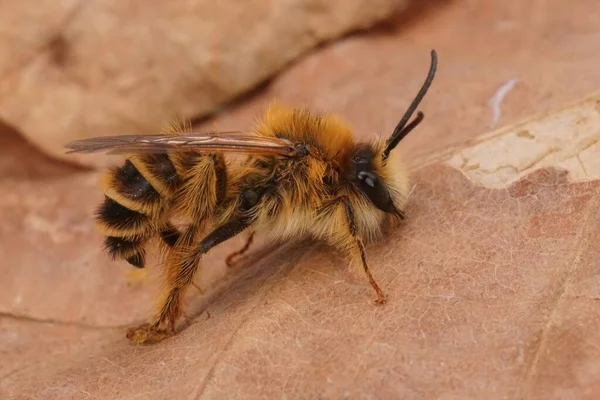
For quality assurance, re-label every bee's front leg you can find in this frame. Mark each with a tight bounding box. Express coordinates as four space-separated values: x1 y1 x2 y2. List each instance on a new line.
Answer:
339 197 388 305
353 237 387 305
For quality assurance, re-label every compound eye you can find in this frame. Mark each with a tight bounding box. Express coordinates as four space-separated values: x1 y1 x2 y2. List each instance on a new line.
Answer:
357 171 395 214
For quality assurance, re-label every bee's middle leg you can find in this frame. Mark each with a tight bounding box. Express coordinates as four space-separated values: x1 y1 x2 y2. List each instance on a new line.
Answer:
225 230 255 267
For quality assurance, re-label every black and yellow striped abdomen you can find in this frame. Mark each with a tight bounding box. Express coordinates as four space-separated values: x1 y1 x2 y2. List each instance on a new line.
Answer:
94 150 229 269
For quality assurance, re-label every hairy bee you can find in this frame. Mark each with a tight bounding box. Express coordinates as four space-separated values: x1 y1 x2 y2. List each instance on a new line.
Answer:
66 50 438 344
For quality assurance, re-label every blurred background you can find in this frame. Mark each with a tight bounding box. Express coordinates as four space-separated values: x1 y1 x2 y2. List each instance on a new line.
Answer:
2 0 600 398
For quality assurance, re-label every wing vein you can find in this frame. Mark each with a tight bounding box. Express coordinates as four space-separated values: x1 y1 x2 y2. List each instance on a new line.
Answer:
65 131 297 157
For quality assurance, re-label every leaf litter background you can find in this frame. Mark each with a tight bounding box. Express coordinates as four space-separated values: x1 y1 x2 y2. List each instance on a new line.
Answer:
2 1 600 399
0 0 409 167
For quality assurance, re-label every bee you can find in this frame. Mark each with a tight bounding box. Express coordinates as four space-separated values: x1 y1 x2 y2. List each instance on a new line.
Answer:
65 50 438 344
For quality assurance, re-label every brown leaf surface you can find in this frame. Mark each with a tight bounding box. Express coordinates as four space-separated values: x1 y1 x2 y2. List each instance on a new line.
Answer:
196 0 600 170
3 1 600 399
2 141 600 399
0 0 407 167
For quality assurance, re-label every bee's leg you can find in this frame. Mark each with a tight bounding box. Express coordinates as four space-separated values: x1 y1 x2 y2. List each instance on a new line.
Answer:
339 197 387 305
353 237 387 304
191 282 205 295
126 218 249 344
160 222 206 295
158 222 181 247
125 152 230 344
225 230 255 267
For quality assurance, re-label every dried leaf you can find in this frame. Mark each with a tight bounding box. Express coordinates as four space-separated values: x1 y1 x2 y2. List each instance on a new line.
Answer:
2 90 600 400
3 1 600 398
0 0 407 167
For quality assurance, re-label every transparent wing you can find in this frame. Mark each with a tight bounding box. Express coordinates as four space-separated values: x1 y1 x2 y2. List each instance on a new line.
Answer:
65 131 297 157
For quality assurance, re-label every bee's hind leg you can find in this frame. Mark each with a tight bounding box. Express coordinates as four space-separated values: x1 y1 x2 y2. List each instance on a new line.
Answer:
127 219 250 345
126 223 196 344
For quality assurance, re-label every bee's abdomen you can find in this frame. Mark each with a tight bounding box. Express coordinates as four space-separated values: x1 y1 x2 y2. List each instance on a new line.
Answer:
95 196 153 237
99 160 163 217
129 154 180 198
102 235 147 268
114 160 160 202
96 154 182 268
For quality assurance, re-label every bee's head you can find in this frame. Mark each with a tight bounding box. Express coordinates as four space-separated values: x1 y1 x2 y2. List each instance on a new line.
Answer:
348 142 408 219
349 50 437 218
